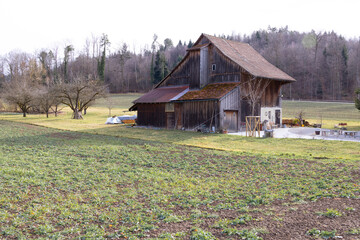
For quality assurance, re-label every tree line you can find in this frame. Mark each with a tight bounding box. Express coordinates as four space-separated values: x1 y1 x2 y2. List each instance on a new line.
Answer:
1 28 360 111
238 27 360 101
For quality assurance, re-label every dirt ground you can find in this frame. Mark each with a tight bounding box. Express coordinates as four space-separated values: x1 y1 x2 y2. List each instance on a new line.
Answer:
153 198 360 239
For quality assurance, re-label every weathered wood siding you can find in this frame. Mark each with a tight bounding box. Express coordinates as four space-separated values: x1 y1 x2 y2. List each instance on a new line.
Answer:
209 46 242 83
160 51 200 89
240 100 260 122
159 37 244 89
136 103 166 127
261 80 282 107
200 47 209 88
219 87 241 131
179 101 218 130
239 73 282 121
138 34 287 131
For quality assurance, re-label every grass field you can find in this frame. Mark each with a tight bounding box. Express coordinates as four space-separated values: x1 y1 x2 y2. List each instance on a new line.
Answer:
0 120 359 239
282 100 360 130
0 95 359 239
0 95 359 162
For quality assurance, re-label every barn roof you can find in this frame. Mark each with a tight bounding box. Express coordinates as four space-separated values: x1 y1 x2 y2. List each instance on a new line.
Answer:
177 82 240 101
199 34 295 82
132 85 189 104
154 34 295 89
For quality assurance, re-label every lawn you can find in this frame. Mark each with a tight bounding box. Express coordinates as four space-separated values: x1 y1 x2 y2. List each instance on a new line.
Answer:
0 95 359 162
0 120 359 239
282 100 360 130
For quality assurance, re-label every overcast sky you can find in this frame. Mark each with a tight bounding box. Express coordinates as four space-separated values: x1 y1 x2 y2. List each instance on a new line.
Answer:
1 0 359 55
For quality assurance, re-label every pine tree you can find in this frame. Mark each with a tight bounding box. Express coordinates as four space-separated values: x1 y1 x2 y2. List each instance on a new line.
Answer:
63 45 74 83
153 51 169 84
150 54 155 84
187 40 193 48
355 88 360 111
97 34 110 82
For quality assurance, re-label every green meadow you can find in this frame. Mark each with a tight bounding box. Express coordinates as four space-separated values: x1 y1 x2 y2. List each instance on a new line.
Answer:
0 95 359 239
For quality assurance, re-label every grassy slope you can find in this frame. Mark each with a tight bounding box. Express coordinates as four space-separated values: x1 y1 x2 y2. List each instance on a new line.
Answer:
0 120 359 239
0 95 359 162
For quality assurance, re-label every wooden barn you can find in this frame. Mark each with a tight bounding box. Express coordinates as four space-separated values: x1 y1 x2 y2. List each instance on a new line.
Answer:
129 34 295 132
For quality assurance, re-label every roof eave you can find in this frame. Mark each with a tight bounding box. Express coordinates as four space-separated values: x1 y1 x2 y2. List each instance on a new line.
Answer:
174 98 219 102
251 74 296 83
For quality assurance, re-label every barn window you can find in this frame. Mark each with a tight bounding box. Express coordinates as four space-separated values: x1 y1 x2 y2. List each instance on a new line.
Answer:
212 64 216 71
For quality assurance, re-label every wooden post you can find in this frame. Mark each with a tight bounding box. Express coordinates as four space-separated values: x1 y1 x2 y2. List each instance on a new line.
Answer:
246 116 261 137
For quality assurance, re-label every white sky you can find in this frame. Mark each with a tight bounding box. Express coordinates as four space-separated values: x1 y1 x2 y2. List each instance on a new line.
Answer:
1 0 359 55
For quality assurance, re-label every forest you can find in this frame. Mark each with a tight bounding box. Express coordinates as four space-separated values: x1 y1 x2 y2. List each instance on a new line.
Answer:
1 27 360 101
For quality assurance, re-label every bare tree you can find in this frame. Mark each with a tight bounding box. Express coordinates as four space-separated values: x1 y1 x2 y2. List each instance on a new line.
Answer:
57 79 107 119
0 56 5 85
2 81 36 117
105 96 115 117
36 86 59 118
242 77 271 116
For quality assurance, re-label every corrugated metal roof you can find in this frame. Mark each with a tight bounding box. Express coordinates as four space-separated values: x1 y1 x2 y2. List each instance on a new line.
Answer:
133 85 189 103
203 34 295 82
177 82 240 101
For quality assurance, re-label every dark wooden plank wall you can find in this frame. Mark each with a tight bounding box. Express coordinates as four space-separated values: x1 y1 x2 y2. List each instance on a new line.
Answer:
240 73 282 113
209 46 242 84
160 51 200 89
136 103 166 127
261 80 282 107
179 101 218 130
174 103 183 129
160 37 244 89
240 100 260 122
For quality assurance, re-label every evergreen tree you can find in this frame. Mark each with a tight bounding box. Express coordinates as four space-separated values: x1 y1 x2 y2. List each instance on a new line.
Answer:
187 40 193 48
153 51 169 84
341 44 349 93
355 88 360 111
150 54 155 84
164 38 173 50
98 34 110 82
150 34 158 85
63 45 74 83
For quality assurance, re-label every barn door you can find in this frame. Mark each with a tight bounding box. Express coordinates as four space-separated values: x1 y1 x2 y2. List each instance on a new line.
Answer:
224 110 238 132
275 109 281 125
166 112 175 129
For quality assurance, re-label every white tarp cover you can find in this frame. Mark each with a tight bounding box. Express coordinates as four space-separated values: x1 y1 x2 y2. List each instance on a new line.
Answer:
105 116 122 124
105 115 137 124
117 115 137 121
